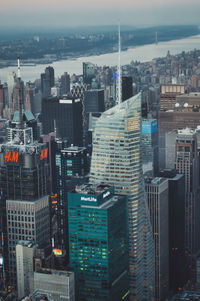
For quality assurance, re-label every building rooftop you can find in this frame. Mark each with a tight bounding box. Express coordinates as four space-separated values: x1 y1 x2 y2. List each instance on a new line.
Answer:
74 183 111 196
61 145 86 153
145 177 167 186
17 240 37 248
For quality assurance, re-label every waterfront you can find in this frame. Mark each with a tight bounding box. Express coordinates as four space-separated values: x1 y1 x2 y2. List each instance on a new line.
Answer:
1 34 200 83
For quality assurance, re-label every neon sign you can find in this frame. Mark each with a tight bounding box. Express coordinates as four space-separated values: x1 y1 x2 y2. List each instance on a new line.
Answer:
40 148 48 160
4 152 19 163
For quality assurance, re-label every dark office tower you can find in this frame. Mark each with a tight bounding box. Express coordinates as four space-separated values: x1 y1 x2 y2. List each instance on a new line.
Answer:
157 169 187 292
83 89 105 147
141 119 159 176
158 93 200 168
0 84 4 117
175 129 200 256
68 184 129 301
90 94 155 300
42 96 83 146
122 76 133 102
145 177 169 301
0 59 50 287
60 72 70 96
45 66 54 88
83 62 95 85
40 73 45 95
55 143 88 257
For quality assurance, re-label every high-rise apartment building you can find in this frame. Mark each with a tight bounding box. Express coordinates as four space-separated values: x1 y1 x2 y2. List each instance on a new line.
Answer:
90 94 155 300
145 177 169 301
68 184 129 301
42 96 83 146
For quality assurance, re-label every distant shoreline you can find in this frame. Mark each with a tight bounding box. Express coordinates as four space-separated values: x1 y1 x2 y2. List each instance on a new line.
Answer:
0 33 199 70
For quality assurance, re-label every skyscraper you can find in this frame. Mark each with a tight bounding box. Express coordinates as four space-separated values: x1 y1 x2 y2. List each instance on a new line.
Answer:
68 184 129 301
141 119 159 176
90 94 155 300
60 72 70 96
175 128 200 255
0 59 50 288
145 177 169 301
42 96 83 146
83 62 95 85
55 144 88 255
83 89 105 147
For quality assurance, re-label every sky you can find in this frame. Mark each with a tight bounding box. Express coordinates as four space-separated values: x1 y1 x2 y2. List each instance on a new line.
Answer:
0 0 200 29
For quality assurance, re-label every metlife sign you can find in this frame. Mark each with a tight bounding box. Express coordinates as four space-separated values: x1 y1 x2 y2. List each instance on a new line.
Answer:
81 196 97 202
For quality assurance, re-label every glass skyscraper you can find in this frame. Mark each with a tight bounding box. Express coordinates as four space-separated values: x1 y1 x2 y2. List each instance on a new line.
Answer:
90 93 155 300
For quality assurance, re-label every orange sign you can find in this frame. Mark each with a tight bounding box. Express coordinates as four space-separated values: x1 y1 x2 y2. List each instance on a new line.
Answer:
4 152 19 163
40 148 48 160
53 248 63 256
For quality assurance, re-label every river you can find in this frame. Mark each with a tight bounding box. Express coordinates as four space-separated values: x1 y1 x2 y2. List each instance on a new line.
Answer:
1 34 200 83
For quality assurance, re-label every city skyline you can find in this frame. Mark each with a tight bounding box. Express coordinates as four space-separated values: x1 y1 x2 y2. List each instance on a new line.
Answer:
0 0 200 28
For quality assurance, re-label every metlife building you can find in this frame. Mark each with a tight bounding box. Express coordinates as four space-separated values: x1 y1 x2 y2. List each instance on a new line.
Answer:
68 184 129 301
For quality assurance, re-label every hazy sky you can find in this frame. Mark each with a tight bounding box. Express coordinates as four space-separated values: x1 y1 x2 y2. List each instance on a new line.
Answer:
1 0 200 28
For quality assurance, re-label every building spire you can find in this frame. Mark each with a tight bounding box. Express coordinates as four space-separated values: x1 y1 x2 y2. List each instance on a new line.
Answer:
17 57 23 127
116 22 122 106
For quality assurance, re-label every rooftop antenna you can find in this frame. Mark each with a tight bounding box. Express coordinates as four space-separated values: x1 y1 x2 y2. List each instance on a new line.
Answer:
17 57 23 127
116 21 122 106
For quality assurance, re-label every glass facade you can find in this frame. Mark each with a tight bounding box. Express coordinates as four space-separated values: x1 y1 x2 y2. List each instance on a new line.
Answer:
141 119 159 176
68 185 129 301
90 93 155 300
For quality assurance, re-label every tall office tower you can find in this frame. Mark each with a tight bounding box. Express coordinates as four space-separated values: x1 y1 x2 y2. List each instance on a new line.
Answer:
40 67 55 97
145 177 169 301
42 96 83 146
122 76 133 102
7 196 50 288
25 85 34 111
7 72 16 111
90 94 155 300
0 59 50 287
83 62 95 85
114 76 133 105
158 170 187 292
0 84 4 117
55 144 88 257
83 89 105 147
60 72 70 96
68 184 129 301
16 240 37 299
196 256 200 291
159 91 200 169
175 129 200 255
141 119 159 176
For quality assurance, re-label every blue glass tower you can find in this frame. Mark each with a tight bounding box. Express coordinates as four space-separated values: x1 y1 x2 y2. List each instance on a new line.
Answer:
68 184 129 301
